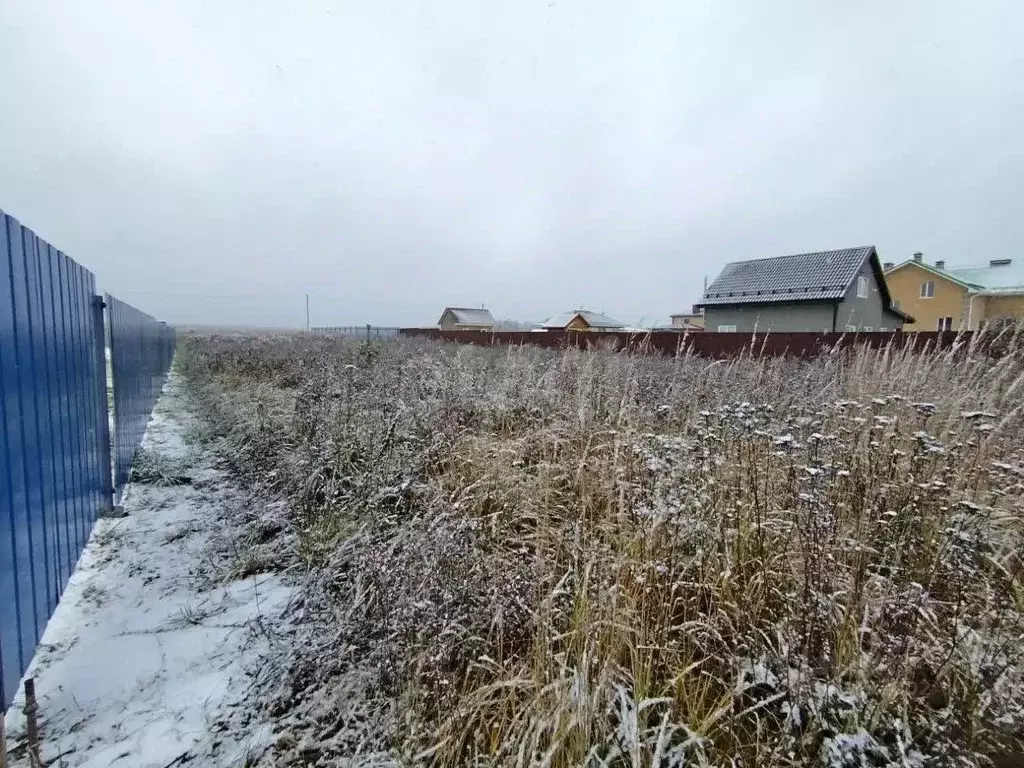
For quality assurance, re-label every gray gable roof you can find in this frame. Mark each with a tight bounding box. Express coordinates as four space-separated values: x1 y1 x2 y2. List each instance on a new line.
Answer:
440 307 496 325
697 246 876 306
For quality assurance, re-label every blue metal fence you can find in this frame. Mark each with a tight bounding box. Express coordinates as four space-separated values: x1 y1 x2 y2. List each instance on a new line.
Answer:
1 210 112 708
1 210 174 709
107 295 176 497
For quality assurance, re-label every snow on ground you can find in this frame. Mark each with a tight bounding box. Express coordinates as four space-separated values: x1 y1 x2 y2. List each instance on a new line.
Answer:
3 373 293 767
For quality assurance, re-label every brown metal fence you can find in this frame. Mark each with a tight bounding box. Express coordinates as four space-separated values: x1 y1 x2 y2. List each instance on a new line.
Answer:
398 328 981 358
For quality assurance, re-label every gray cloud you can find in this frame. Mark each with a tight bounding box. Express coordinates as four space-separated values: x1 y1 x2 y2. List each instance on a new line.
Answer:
1 0 1021 328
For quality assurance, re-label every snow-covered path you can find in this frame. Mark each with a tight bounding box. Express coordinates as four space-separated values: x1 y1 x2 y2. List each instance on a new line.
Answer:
2 374 292 767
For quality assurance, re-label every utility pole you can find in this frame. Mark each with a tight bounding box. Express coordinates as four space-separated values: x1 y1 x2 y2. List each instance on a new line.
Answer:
305 294 310 331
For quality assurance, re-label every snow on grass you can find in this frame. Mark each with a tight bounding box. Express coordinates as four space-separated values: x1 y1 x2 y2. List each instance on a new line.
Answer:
2 374 293 768
173 333 1024 765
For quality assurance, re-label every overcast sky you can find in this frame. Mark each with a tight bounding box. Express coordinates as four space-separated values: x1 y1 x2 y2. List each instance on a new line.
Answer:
1 1 1021 328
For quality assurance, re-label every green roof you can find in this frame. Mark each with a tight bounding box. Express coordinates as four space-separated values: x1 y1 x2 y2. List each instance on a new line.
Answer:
946 261 1024 292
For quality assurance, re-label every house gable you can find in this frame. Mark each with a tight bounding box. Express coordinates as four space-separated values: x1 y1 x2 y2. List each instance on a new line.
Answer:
884 260 976 291
566 313 590 330
884 262 967 330
835 254 909 330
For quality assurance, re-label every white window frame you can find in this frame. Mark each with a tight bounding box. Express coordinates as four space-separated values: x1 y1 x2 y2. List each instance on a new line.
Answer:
845 324 858 332
864 326 873 332
920 281 935 298
937 317 953 331
880 326 887 332
857 276 869 299
717 325 737 332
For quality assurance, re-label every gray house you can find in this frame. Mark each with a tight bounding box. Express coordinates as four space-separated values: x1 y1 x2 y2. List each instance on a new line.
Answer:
695 246 913 332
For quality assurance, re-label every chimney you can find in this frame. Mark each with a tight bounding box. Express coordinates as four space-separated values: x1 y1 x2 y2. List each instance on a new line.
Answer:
935 260 945 269
883 262 894 269
913 252 923 263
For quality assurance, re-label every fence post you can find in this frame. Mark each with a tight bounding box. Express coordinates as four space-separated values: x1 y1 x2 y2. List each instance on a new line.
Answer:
92 296 114 513
104 293 123 499
366 323 371 343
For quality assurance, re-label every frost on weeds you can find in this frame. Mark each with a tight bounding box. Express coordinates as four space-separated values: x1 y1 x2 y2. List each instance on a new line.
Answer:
176 330 1024 768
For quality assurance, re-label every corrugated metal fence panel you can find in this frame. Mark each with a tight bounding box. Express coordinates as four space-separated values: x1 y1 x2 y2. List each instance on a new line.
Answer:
107 294 175 497
1 210 111 709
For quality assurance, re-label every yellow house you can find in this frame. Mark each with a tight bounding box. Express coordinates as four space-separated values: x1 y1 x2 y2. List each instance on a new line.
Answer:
541 309 625 331
669 307 705 330
884 254 1024 331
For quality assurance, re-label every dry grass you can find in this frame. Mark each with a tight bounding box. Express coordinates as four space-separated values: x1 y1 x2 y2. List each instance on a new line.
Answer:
178 330 1024 767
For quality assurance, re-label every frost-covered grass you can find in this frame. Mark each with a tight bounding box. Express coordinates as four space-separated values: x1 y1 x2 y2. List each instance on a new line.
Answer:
178 331 1024 767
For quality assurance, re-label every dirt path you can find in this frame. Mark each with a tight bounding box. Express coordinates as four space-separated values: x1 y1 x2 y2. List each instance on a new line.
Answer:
2 373 293 768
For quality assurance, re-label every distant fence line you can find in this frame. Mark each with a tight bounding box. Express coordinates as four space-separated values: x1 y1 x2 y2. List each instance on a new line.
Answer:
1 208 174 708
313 325 401 339
398 328 978 357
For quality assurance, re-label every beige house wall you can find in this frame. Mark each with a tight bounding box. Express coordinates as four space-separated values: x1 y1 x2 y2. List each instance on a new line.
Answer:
885 263 967 330
671 313 705 329
982 295 1024 325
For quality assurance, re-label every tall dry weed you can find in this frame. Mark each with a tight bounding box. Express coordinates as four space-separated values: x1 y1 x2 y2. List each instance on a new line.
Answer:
179 329 1024 767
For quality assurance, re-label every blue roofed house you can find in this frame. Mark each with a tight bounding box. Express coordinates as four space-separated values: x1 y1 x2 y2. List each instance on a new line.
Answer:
883 254 1024 331
694 246 913 332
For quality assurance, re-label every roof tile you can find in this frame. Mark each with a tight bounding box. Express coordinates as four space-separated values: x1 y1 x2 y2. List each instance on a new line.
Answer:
698 247 874 306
